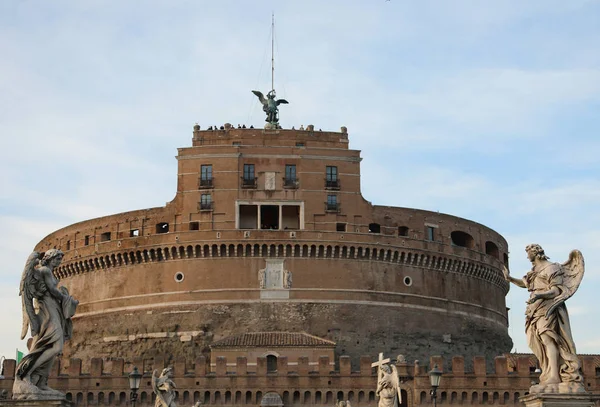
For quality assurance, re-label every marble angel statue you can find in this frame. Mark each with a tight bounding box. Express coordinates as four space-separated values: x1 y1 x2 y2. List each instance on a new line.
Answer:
503 244 585 394
376 363 401 407
13 249 78 400
153 367 178 407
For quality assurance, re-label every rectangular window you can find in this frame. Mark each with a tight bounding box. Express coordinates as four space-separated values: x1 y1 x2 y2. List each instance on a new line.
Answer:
426 226 435 241
130 229 140 237
243 164 255 180
66 240 71 250
326 166 338 181
84 235 90 246
200 194 212 210
100 232 111 242
295 142 305 147
284 164 297 187
200 164 213 188
242 164 256 188
326 166 339 189
326 195 338 211
336 223 346 232
189 221 199 231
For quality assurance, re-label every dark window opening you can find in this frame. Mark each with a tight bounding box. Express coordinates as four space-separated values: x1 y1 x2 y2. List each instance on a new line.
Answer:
398 226 409 237
282 205 300 230
325 166 339 189
369 223 381 233
260 205 279 230
336 223 346 232
326 195 339 212
242 164 256 188
200 194 212 210
503 253 509 267
189 222 199 231
266 355 277 373
200 165 213 188
451 231 475 248
485 241 499 258
100 232 111 242
156 222 169 234
66 240 71 250
130 229 139 237
84 235 90 246
232 141 241 146
239 205 258 229
284 164 297 188
426 226 435 241
295 142 305 147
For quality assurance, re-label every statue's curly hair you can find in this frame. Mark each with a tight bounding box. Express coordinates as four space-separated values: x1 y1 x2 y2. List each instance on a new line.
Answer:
40 249 64 266
525 244 549 260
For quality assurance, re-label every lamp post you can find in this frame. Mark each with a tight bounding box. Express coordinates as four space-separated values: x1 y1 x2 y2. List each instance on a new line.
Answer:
428 364 442 407
129 366 142 407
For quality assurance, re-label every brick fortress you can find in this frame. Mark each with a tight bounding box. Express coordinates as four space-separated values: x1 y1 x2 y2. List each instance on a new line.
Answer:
2 124 599 405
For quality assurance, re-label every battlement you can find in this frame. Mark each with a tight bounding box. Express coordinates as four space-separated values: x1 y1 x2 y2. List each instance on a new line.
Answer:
2 354 599 406
190 124 349 149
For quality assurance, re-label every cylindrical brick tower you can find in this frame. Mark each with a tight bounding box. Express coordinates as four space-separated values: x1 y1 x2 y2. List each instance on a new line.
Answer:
37 125 512 367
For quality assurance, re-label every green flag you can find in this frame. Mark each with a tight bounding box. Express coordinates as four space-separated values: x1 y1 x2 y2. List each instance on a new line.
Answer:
16 349 23 364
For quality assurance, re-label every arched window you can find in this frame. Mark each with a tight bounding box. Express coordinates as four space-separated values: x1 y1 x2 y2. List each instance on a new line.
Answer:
266 355 278 373
156 222 169 234
485 241 499 258
369 223 381 233
451 231 475 248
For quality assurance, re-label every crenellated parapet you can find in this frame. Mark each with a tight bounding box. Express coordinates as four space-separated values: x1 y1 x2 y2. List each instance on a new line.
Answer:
1 354 599 406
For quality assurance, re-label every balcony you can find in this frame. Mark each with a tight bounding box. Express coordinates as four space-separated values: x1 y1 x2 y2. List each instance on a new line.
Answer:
283 177 299 189
198 178 214 189
325 202 341 213
325 179 340 190
241 177 257 189
198 202 213 211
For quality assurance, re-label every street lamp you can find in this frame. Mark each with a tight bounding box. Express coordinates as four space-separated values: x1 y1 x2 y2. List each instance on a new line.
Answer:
129 366 142 407
428 364 442 407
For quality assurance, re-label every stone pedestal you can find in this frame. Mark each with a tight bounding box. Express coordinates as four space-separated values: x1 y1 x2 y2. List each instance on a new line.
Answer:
521 393 600 407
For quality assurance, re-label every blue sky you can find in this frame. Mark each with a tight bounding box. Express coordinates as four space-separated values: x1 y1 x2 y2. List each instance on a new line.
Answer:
1 0 600 365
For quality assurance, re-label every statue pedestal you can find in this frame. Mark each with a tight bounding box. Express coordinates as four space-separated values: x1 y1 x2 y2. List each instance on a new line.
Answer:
521 393 600 407
0 400 72 407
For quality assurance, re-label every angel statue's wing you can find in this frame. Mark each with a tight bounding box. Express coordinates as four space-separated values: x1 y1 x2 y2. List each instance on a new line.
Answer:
251 90 266 105
20 252 41 340
276 99 289 106
390 364 402 404
546 249 585 318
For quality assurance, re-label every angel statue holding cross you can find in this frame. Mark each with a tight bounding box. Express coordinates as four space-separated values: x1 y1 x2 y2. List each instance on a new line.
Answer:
372 353 401 407
504 244 585 394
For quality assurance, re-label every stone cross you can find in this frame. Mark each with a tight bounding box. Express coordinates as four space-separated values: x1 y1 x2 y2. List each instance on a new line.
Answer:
371 352 391 369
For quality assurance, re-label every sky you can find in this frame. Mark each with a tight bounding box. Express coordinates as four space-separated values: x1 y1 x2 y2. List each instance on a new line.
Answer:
1 0 600 367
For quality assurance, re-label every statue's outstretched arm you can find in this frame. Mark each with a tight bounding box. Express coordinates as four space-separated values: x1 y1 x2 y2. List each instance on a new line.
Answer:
503 266 526 288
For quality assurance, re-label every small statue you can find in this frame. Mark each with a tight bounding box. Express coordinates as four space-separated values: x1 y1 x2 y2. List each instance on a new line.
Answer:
376 363 401 407
251 89 288 127
13 250 78 400
336 400 351 407
283 269 292 289
504 244 585 394
152 367 177 407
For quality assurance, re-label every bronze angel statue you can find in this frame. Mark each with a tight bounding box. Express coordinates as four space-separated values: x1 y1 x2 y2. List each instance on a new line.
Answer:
376 363 401 407
152 367 177 407
504 244 585 394
13 249 78 400
252 89 288 127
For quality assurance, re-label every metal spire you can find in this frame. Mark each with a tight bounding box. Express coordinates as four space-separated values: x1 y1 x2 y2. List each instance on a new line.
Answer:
271 13 275 92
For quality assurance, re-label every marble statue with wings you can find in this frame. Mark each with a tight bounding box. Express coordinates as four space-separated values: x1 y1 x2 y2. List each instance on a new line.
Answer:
252 89 288 127
152 367 178 407
13 249 78 400
503 244 585 394
376 363 401 407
